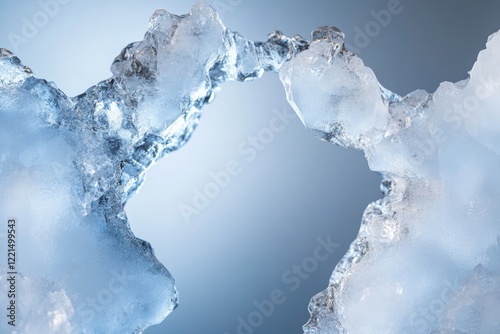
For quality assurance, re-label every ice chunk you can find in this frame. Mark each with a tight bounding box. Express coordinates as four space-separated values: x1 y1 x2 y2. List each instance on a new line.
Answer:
0 2 235 332
280 25 500 334
0 2 311 332
3 1 500 332
0 48 177 333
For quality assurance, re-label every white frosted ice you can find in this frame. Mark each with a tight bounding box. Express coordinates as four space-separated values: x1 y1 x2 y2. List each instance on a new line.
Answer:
281 25 500 334
1 1 500 333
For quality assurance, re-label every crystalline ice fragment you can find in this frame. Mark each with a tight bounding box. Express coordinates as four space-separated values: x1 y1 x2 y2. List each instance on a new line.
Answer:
0 2 313 332
281 23 500 334
2 1 500 333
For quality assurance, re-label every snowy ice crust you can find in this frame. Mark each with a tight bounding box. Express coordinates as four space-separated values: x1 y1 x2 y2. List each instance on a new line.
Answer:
0 2 499 333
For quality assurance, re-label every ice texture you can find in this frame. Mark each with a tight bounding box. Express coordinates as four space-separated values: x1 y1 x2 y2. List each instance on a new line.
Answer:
2 1 500 333
281 26 500 334
0 2 308 333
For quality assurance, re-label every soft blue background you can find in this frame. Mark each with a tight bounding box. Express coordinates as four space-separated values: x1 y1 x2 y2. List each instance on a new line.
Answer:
1 1 499 333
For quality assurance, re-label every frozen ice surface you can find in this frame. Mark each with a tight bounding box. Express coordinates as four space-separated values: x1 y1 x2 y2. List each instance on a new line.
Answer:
281 25 500 334
0 2 308 333
0 40 178 334
2 1 500 333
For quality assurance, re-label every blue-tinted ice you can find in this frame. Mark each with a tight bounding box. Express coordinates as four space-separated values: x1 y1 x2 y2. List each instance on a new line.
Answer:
1 2 500 333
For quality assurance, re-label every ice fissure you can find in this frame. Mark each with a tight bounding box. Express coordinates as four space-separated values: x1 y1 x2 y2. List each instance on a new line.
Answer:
1 1 499 333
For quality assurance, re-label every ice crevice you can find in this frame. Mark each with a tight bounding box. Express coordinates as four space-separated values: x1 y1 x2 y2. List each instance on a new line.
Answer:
0 1 499 333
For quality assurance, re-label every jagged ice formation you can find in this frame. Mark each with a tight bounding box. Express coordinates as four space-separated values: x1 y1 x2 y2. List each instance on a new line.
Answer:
282 25 500 334
0 2 307 333
1 1 499 333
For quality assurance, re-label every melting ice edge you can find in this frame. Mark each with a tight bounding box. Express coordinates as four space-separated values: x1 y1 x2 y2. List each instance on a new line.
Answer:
1 2 500 333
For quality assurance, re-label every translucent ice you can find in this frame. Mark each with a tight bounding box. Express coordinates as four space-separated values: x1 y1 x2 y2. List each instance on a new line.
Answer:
0 2 307 333
0 48 178 333
2 1 500 333
281 25 500 334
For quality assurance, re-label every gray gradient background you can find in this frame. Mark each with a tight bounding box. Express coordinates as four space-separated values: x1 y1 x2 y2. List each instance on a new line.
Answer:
0 1 499 333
